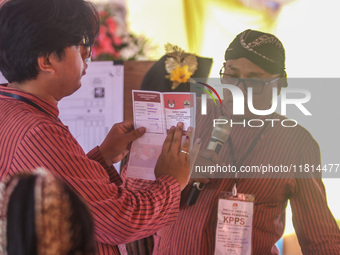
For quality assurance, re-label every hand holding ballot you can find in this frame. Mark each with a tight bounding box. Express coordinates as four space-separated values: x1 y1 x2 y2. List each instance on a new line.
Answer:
99 120 146 165
155 122 192 190
126 90 196 181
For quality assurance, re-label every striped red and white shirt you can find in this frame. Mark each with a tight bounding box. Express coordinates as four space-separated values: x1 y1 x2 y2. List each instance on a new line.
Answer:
0 85 181 255
123 99 340 254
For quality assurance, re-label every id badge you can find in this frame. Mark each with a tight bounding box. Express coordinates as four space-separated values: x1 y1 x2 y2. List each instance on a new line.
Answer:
214 191 255 255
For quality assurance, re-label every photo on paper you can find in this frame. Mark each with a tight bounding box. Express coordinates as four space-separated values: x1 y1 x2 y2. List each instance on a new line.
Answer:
129 143 161 168
127 134 164 180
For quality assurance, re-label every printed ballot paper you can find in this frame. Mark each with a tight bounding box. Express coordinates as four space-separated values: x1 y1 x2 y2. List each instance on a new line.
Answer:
126 90 196 180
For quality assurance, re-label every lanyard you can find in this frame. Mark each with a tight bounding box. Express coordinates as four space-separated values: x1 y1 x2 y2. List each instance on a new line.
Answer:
227 114 273 196
0 90 50 116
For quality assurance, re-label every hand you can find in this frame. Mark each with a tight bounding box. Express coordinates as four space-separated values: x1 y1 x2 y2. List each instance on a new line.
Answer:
99 121 146 165
154 122 191 190
189 149 219 185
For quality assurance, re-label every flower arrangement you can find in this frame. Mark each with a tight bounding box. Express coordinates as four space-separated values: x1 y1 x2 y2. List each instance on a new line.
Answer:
164 43 198 90
91 6 156 61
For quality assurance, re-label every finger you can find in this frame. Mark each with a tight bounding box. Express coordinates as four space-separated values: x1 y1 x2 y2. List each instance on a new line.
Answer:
179 127 192 161
123 127 146 143
119 120 135 132
180 126 193 153
169 122 184 153
161 126 175 153
188 138 201 169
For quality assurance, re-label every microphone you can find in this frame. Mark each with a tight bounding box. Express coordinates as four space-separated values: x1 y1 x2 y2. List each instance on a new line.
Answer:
207 116 232 154
187 116 231 205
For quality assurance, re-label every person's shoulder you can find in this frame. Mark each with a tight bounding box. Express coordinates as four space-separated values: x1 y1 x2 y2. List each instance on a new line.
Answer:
1 100 46 128
3 101 68 137
272 112 318 146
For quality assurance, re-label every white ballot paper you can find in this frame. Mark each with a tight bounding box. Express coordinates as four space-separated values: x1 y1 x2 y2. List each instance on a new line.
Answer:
126 90 196 180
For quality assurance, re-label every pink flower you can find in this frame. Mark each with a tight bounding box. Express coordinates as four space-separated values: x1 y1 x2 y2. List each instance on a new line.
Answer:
97 25 107 41
100 36 115 54
113 35 122 45
105 17 117 35
91 46 103 58
99 10 107 17
91 5 152 60
92 32 116 58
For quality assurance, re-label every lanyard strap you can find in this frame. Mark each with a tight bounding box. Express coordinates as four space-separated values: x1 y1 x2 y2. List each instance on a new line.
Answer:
227 114 274 195
0 90 50 116
228 124 268 170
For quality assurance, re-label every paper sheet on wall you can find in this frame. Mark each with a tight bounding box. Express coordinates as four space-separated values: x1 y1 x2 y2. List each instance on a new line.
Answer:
58 61 124 169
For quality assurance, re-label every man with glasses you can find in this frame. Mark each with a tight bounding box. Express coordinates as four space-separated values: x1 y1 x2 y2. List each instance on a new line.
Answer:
219 66 280 94
0 0 192 254
152 29 340 254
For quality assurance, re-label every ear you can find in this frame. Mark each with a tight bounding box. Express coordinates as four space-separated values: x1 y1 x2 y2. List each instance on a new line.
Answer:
276 76 288 95
37 54 56 75
276 81 282 95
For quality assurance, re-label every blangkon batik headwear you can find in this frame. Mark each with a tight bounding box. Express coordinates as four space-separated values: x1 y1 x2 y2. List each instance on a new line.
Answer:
225 29 286 76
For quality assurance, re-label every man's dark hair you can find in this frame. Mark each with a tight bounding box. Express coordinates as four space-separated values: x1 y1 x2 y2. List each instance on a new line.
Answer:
0 0 100 83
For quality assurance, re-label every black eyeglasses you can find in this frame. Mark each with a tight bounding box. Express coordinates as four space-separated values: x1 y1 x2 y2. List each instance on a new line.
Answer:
79 36 92 59
219 65 280 94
